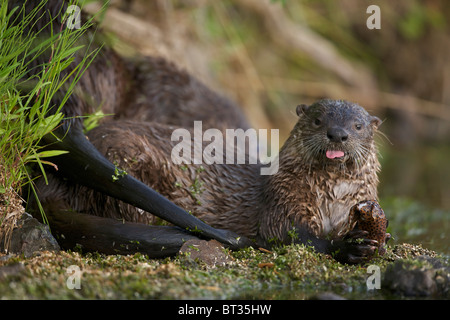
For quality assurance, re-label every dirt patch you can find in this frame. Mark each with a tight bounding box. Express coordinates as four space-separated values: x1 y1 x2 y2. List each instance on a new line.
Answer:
0 164 25 254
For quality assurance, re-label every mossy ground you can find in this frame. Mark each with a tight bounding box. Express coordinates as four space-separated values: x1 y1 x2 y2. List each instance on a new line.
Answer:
0 242 445 300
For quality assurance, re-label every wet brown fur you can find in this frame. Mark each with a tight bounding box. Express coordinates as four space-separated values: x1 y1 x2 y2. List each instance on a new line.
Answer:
37 100 382 245
258 100 381 242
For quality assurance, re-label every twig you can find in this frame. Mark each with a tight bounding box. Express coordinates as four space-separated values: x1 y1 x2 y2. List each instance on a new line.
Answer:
238 0 377 92
226 73 450 120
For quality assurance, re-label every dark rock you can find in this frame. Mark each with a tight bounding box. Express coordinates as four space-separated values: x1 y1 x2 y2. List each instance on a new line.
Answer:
3 212 60 257
0 262 27 280
383 256 449 298
179 239 233 267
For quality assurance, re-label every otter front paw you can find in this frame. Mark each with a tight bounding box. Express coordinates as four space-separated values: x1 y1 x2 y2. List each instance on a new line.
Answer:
330 230 378 264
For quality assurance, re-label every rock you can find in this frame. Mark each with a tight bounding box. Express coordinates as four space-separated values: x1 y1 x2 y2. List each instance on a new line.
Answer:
0 262 27 280
383 256 449 298
179 239 233 267
2 212 60 257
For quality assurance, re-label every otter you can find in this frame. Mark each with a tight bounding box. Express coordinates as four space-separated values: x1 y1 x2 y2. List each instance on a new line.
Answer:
12 1 386 264
36 99 386 264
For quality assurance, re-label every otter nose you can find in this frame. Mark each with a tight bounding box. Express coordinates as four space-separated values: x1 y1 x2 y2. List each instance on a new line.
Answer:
327 127 348 143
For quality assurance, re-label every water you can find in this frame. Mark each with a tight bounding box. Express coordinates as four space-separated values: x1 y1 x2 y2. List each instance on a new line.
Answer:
378 144 449 256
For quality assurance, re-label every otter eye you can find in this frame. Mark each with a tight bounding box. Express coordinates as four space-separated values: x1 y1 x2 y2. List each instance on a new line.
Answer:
355 124 362 130
314 118 322 126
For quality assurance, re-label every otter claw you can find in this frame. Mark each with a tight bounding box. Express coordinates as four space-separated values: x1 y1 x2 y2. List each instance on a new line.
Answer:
344 229 369 240
385 233 392 243
331 238 378 264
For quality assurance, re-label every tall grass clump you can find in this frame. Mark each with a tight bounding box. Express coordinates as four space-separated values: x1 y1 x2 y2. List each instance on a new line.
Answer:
0 0 98 251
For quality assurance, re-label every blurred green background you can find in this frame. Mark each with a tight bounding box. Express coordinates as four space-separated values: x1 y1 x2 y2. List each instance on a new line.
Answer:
84 0 449 254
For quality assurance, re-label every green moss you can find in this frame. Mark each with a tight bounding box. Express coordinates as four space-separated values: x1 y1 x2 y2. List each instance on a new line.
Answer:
1 242 445 299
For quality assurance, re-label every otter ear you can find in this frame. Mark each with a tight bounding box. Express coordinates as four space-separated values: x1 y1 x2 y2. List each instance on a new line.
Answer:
370 116 382 129
296 104 309 117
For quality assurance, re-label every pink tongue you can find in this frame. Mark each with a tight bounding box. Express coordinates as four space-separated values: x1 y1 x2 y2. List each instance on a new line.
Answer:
326 150 345 159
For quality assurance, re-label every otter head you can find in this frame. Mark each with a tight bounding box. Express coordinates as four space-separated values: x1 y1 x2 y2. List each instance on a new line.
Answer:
294 99 381 169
